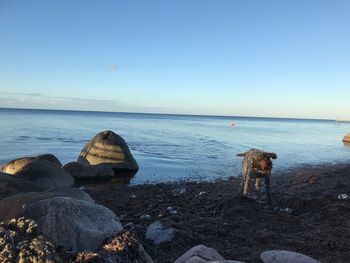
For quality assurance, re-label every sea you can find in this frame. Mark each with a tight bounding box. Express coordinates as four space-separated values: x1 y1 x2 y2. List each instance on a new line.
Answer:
0 108 349 184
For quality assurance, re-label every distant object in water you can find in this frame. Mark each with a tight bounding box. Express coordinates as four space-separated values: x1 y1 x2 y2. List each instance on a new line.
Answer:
230 121 235 127
343 133 350 143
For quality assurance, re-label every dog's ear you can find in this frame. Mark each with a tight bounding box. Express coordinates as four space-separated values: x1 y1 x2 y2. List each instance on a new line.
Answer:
266 152 277 159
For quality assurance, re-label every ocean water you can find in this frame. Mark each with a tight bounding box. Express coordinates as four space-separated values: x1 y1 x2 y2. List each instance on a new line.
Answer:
0 108 349 184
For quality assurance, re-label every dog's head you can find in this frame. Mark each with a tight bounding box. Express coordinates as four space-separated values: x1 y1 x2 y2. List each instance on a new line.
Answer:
253 152 277 174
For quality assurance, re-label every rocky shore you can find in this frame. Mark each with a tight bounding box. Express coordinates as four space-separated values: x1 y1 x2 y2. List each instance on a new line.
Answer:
0 130 349 262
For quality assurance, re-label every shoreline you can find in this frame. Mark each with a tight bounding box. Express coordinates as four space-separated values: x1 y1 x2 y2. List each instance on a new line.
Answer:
85 162 350 262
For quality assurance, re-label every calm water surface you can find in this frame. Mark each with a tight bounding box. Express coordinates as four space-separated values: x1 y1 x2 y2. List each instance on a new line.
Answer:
0 108 349 184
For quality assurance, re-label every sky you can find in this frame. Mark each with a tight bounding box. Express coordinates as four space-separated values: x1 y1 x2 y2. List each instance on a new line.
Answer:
0 0 349 119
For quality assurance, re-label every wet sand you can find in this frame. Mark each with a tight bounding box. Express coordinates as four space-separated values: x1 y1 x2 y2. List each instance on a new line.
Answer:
85 163 350 263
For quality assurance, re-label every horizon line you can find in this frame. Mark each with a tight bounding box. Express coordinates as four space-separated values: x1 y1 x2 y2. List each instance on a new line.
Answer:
0 106 340 122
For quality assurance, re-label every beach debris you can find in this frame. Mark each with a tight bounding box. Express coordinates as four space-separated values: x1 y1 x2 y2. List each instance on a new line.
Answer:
158 212 166 218
131 194 137 198
172 187 186 196
146 221 175 245
260 250 321 263
140 214 152 220
0 217 66 262
174 244 225 263
167 206 178 215
273 207 293 214
198 191 206 196
338 193 349 200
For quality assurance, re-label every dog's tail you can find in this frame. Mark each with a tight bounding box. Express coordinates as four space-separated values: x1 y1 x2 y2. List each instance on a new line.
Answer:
236 152 246 157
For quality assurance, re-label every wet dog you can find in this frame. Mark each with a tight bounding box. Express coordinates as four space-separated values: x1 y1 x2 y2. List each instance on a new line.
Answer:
237 148 277 203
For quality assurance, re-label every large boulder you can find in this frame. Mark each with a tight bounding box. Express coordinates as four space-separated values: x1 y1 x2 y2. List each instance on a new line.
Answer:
77 130 138 178
0 172 42 200
1 153 62 174
260 250 320 263
343 133 350 143
7 159 74 189
146 220 175 245
15 197 122 252
0 189 94 221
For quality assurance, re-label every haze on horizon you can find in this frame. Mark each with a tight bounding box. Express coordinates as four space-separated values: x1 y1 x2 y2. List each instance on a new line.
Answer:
0 0 349 120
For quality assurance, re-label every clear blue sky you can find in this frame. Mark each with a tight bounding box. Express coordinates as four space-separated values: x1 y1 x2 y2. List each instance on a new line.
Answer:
0 0 349 119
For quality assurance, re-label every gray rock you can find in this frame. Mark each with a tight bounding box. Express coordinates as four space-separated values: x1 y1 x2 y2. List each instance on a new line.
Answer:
1 154 62 174
146 220 175 245
260 250 320 263
9 159 74 189
36 154 63 167
0 188 94 221
174 245 225 263
17 196 123 252
343 133 350 143
0 172 42 200
63 161 98 179
77 130 139 177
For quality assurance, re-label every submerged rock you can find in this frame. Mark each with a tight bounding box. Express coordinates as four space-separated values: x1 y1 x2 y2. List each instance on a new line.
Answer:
146 220 175 245
0 217 66 263
77 130 139 178
260 250 320 263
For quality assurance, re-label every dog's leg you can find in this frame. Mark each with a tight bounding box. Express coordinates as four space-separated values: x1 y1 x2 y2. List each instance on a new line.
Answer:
239 160 248 196
265 173 271 205
242 170 250 196
255 177 261 191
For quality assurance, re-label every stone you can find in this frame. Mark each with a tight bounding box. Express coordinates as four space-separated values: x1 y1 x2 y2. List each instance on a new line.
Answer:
1 153 62 174
343 133 350 143
0 188 94 221
0 217 66 263
77 130 139 177
0 172 42 200
174 245 225 263
146 220 175 245
63 161 98 179
16 197 123 252
8 159 74 189
260 250 320 263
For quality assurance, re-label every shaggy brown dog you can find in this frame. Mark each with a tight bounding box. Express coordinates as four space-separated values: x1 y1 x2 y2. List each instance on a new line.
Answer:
237 148 277 203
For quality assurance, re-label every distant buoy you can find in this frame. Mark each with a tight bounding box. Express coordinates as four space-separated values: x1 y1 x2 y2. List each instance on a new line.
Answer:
230 121 235 127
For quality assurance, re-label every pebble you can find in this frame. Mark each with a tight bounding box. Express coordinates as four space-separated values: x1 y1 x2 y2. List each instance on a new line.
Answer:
338 193 349 200
140 214 152 220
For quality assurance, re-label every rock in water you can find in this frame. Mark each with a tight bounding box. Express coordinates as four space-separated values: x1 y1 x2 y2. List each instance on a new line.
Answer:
8 159 74 189
63 161 99 179
146 220 175 245
343 133 350 143
260 250 320 263
16 197 123 252
1 153 62 174
77 130 139 178
0 189 95 222
0 172 42 200
0 217 66 262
